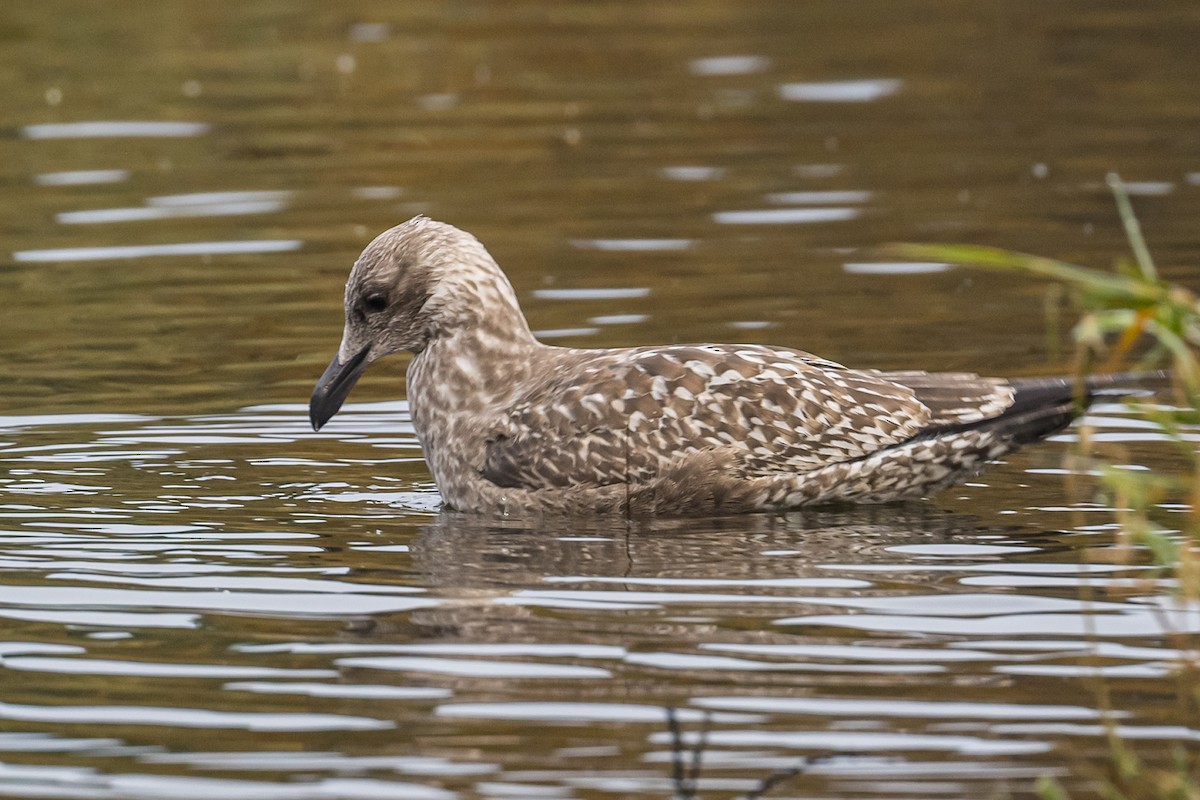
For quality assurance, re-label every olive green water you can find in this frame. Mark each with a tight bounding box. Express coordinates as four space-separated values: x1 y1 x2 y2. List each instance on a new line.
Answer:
2 2 1199 798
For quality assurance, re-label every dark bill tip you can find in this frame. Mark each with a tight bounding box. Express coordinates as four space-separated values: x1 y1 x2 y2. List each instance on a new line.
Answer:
309 345 371 431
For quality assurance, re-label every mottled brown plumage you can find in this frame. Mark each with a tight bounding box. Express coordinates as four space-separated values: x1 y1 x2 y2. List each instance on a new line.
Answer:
309 217 1135 516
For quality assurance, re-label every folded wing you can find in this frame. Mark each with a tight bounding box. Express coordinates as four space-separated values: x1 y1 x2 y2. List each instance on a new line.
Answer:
481 345 1017 491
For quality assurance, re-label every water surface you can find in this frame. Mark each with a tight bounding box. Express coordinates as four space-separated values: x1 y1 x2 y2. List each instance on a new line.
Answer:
2 2 1199 798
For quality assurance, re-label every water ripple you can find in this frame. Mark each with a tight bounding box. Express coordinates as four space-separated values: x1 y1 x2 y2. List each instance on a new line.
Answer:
12 240 302 263
712 207 860 224
777 79 902 102
0 701 390 732
21 121 210 139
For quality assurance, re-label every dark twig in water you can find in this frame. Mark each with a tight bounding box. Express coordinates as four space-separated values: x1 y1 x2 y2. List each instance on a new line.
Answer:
740 760 809 800
664 707 857 800
686 710 712 796
741 751 860 800
666 708 689 799
665 707 712 799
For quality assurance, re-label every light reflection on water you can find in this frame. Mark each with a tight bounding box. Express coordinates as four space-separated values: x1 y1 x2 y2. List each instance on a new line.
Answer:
712 207 861 225
20 121 211 139
776 79 903 102
12 239 304 263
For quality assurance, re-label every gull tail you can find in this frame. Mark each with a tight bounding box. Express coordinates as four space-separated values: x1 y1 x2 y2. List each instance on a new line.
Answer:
918 370 1169 447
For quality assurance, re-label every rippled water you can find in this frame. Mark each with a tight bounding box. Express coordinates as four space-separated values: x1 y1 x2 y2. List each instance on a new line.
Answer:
3 2 1200 799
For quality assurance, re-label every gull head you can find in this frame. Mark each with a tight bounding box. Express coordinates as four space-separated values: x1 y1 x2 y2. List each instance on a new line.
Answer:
309 216 514 431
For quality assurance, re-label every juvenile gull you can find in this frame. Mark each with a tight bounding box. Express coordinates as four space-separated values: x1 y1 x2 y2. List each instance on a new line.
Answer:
310 216 1147 516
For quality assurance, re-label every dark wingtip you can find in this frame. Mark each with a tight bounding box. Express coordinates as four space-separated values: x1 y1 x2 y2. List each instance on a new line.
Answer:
911 369 1172 450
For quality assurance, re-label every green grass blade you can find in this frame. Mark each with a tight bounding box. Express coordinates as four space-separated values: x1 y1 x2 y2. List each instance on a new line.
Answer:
1108 172 1158 281
885 243 1167 307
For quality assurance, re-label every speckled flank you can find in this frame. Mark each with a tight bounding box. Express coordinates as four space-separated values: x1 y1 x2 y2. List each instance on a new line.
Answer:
312 216 1118 517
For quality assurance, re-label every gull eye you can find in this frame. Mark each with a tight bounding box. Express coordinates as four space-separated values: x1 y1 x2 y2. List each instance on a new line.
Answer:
363 293 389 313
